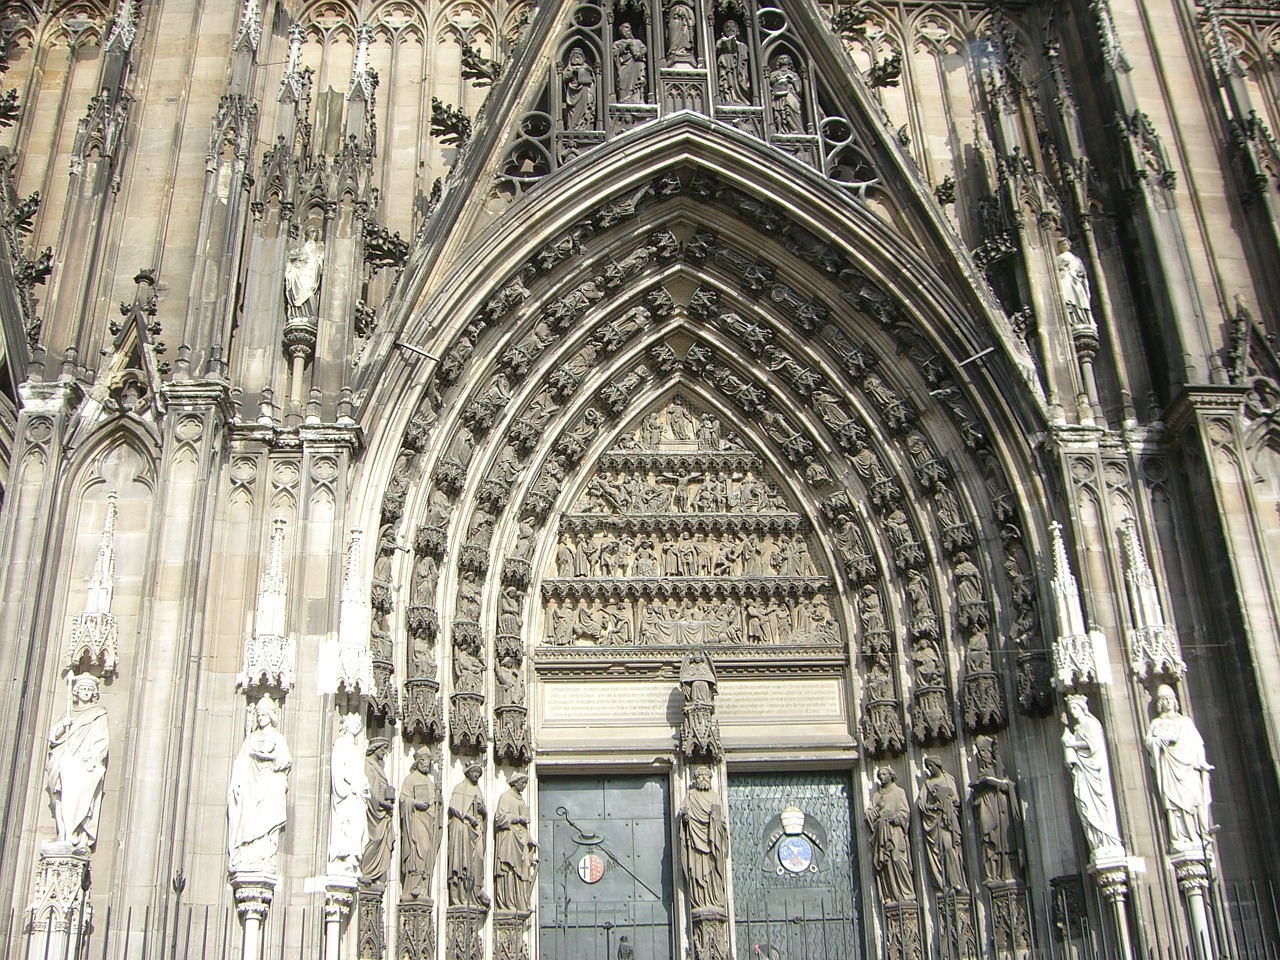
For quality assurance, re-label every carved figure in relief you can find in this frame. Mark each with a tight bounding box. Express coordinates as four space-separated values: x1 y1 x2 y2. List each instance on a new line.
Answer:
696 414 722 450
448 762 489 906
1061 695 1124 856
495 660 526 705
634 540 660 576
716 20 751 105
664 0 696 65
614 23 648 104
906 570 935 621
953 553 982 605
46 674 109 852
573 605 603 644
227 696 291 874
859 586 885 634
413 552 439 604
714 534 744 576
328 712 370 878
666 397 696 440
361 737 396 885
640 413 664 449
1056 238 1095 329
867 766 915 903
556 537 574 577
563 48 597 131
866 657 895 700
884 510 914 549
452 640 485 694
911 638 944 687
494 775 538 912
284 225 325 319
969 735 1021 884
400 749 442 900
1144 684 1212 850
850 447 888 484
918 756 965 892
768 54 804 134
680 768 729 909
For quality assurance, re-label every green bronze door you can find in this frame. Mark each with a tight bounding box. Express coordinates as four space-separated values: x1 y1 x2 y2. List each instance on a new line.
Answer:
538 775 675 960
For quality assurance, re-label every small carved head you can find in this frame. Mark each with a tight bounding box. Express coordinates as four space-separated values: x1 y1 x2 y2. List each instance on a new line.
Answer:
464 760 484 782
1153 683 1179 716
413 747 435 772
510 774 529 791
71 674 101 704
692 767 713 791
1064 693 1090 722
367 736 390 756
254 695 279 728
875 765 896 786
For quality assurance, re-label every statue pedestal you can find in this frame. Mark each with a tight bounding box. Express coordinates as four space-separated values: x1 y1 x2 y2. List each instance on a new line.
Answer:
689 907 728 960
230 871 278 960
446 903 488 960
28 844 92 960
323 876 357 960
357 884 385 960
494 910 531 960
398 898 436 960
882 900 921 960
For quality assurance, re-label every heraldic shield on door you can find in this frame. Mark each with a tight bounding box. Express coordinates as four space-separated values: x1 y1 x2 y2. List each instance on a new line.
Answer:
539 776 676 960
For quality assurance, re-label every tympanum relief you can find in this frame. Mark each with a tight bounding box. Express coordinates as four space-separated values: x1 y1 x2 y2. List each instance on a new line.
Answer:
539 397 841 654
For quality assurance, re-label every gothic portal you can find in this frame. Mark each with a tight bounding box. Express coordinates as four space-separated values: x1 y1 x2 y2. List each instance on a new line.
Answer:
2 0 1280 959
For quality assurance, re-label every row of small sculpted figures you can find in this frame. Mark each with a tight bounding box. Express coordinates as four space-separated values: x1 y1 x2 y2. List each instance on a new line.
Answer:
544 595 841 646
553 530 818 579
612 403 748 452
575 469 790 515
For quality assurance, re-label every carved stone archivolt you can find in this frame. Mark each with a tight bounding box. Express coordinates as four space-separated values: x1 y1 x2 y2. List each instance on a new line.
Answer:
361 151 1057 960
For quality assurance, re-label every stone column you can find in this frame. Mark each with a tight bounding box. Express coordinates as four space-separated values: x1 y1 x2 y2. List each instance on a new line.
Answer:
231 873 277 960
1092 857 1135 960
324 877 357 960
27 847 91 960
1171 854 1214 960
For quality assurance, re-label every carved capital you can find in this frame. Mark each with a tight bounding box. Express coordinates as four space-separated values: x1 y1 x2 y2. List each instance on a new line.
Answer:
324 880 357 923
231 872 278 923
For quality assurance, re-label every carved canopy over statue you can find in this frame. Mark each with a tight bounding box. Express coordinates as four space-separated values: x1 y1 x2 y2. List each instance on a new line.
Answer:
46 674 110 852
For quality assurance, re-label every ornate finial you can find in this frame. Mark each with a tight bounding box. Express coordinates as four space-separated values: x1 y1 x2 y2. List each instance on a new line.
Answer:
1089 0 1131 74
321 528 376 697
347 23 378 103
1049 522 1098 690
234 0 262 52
239 517 295 691
104 0 140 51
65 493 121 674
1118 518 1185 681
342 528 364 603
1201 0 1244 83
278 23 310 104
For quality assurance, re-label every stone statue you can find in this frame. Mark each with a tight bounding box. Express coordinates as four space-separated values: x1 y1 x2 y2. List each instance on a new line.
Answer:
45 674 109 852
768 54 803 134
614 23 647 103
664 0 696 65
918 756 965 892
361 737 396 885
716 20 751 105
1061 694 1124 857
400 748 443 900
563 48 596 131
680 767 728 910
1144 684 1212 851
448 761 489 906
227 696 292 874
493 774 538 912
866 766 914 903
969 735 1022 884
284 225 324 319
328 712 370 877
1056 238 1095 329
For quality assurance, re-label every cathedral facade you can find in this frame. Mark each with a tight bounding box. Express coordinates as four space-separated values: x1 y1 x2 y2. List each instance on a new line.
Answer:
1 0 1279 957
